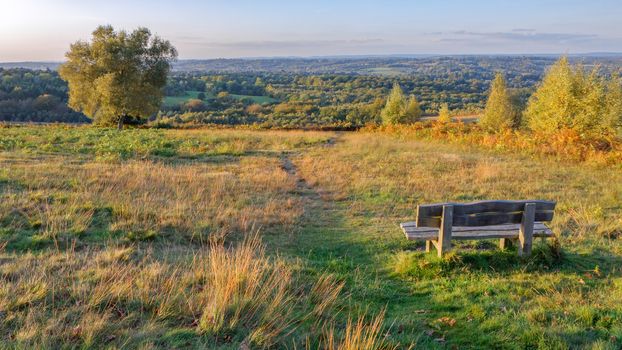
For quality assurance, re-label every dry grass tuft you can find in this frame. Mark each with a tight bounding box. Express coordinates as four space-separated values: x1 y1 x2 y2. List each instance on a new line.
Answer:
323 311 398 350
198 234 296 346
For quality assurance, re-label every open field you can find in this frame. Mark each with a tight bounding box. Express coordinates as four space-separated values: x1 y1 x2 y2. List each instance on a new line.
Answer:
1 126 622 349
163 90 278 107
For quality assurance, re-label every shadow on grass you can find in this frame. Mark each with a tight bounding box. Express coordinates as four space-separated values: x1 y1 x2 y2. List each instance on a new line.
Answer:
398 238 622 278
277 187 622 349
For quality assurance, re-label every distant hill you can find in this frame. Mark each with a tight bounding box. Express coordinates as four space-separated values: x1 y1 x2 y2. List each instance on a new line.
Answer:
0 62 60 70
3 53 622 73
170 55 622 74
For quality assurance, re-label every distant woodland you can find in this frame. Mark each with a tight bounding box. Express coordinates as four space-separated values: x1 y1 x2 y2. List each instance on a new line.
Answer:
2 56 621 128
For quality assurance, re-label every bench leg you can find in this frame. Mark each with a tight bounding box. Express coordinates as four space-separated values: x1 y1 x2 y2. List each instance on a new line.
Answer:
426 240 432 253
437 205 454 258
499 238 512 250
518 203 536 257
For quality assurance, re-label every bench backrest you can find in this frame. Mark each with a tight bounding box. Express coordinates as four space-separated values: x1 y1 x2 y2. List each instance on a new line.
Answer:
416 200 556 228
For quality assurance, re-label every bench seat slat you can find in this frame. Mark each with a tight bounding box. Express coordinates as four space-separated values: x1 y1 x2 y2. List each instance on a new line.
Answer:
400 222 553 241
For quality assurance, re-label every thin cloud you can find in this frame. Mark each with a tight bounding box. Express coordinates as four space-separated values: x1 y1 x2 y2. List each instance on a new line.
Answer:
180 38 386 50
432 30 598 43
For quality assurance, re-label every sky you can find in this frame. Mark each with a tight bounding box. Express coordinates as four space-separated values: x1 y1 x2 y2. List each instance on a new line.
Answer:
1 0 622 61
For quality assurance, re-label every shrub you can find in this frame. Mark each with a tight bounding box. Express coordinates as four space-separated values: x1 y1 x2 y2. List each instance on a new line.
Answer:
437 103 452 123
480 72 520 132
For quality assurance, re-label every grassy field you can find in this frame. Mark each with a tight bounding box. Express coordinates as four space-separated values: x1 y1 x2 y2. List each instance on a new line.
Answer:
363 67 408 77
163 90 278 107
1 126 621 349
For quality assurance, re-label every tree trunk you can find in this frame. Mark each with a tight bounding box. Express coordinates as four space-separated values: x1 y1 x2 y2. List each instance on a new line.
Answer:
117 116 124 130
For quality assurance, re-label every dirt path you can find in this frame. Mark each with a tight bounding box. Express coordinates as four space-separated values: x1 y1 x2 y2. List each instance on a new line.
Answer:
279 133 341 201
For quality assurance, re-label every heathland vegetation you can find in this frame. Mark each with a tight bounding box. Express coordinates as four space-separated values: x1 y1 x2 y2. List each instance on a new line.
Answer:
1 125 621 348
1 25 622 349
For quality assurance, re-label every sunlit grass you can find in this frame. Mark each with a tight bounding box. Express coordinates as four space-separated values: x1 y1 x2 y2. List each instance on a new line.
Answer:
294 131 622 348
1 126 621 348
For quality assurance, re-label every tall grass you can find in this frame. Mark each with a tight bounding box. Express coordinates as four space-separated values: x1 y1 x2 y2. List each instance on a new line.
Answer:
295 132 622 242
0 235 349 348
323 311 399 350
294 130 622 348
0 155 301 248
198 235 297 345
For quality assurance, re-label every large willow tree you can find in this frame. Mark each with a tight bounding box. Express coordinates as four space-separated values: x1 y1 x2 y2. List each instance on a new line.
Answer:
59 26 177 129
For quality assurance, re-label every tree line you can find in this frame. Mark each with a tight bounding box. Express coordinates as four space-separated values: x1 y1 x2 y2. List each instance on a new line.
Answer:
2 24 621 137
381 57 622 138
0 68 88 123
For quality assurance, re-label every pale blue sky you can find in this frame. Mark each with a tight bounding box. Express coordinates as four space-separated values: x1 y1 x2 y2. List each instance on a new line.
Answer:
1 0 621 61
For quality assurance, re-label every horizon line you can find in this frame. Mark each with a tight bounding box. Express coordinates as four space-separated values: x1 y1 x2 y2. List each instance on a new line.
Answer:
3 52 622 64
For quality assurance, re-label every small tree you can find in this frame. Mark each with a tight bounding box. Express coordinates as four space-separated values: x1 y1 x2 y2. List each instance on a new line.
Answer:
381 84 421 125
437 103 452 123
480 73 519 132
381 84 406 125
403 95 422 123
59 25 177 129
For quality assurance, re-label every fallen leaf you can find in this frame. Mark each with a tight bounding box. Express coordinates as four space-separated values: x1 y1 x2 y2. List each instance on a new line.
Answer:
437 316 457 327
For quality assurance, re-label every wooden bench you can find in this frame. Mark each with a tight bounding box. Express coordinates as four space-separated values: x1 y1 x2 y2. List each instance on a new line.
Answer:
400 200 556 257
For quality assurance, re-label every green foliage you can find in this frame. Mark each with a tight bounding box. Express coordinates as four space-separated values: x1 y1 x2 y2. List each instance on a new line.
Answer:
404 95 423 122
480 73 519 131
525 56 622 136
0 69 88 123
604 74 622 135
59 25 177 128
7 56 622 130
381 84 406 125
381 84 421 125
437 103 452 123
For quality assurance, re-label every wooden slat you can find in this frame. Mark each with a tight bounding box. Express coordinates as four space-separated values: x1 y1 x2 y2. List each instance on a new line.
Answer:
401 222 553 241
417 200 556 217
417 210 554 228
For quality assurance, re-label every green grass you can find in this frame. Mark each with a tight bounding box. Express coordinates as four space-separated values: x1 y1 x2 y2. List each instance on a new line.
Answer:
163 90 277 107
229 94 278 104
162 90 205 106
289 132 622 349
1 126 621 349
0 125 331 160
